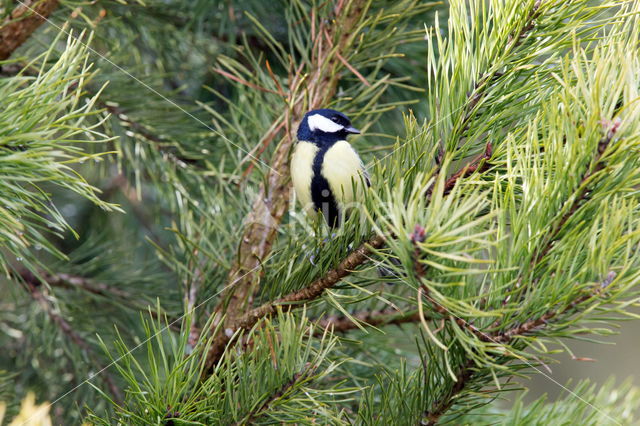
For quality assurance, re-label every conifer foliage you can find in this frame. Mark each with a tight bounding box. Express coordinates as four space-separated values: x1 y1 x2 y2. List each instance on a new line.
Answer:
1 0 640 424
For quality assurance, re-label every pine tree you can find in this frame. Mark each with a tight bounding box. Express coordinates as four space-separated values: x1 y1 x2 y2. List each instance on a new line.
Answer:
1 0 640 424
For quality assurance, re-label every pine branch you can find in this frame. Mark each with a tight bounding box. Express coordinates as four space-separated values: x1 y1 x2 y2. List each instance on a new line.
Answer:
442 142 493 196
235 367 311 425
415 203 616 425
418 267 616 424
419 271 615 424
314 309 428 334
24 281 123 404
491 271 616 344
532 123 619 266
103 103 200 168
423 358 476 426
218 0 370 322
205 234 385 369
16 268 176 327
0 0 59 60
19 268 129 298
104 104 167 145
206 0 371 367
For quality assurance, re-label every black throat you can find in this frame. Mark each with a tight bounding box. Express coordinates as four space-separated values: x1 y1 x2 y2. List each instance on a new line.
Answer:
310 140 340 227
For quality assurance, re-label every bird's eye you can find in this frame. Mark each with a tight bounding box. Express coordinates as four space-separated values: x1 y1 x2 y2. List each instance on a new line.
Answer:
331 117 338 122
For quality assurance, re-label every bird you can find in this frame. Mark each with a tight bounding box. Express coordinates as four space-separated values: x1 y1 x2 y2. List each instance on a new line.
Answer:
291 109 369 228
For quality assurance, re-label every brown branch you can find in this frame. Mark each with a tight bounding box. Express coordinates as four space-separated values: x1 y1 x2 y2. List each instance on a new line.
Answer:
105 104 167 144
16 268 177 328
0 0 60 61
421 271 613 424
103 103 207 172
314 308 426 334
206 0 370 369
205 234 385 369
490 271 616 344
532 125 617 266
25 281 123 403
235 367 311 425
442 142 493 196
423 358 476 426
18 268 129 298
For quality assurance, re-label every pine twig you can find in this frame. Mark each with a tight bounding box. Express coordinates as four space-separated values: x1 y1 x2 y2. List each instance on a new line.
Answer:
410 224 486 341
314 309 427 335
104 103 200 168
16 268 177 328
205 0 370 371
0 0 60 61
25 281 123 404
18 268 128 298
234 367 311 425
420 271 614 425
205 234 385 368
491 271 617 344
532 123 618 266
442 142 493 196
423 358 476 426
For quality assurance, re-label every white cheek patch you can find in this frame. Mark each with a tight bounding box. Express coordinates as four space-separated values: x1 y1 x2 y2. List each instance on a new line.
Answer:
307 114 344 133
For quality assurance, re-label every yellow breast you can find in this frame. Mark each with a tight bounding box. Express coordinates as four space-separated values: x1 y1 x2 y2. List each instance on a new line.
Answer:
290 141 318 214
322 140 367 208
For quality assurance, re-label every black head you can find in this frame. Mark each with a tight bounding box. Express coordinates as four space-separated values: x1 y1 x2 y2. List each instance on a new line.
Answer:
296 109 360 145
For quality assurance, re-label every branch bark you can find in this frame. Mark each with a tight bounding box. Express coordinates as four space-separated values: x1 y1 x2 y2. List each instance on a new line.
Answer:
532 126 617 266
0 0 59 61
25 280 123 403
16 268 176 327
314 308 427 334
490 271 616 344
205 0 370 368
421 271 613 424
205 234 385 369
218 0 369 319
234 367 311 425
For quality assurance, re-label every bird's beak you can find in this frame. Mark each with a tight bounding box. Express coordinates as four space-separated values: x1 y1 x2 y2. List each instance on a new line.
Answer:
344 126 361 134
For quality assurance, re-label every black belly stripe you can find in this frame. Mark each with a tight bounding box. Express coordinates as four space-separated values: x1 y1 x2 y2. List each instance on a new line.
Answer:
311 144 340 227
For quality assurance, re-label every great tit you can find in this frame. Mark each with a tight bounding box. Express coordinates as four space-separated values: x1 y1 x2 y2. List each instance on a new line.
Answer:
291 109 369 227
